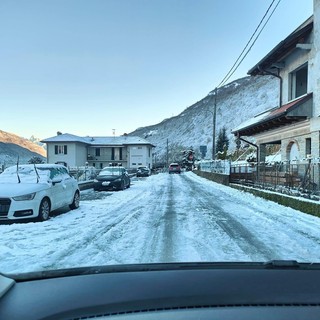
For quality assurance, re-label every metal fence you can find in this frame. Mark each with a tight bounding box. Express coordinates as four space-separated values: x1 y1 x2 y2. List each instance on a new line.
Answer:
68 166 139 181
196 159 320 196
230 161 320 195
68 166 98 181
197 160 231 175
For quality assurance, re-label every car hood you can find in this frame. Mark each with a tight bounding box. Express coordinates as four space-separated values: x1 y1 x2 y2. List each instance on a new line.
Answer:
0 182 49 197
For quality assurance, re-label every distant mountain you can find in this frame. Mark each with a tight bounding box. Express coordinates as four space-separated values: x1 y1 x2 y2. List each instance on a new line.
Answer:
0 75 279 168
0 130 47 168
129 75 279 163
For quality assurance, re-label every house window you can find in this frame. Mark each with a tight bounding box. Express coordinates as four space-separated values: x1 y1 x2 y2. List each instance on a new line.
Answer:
306 138 311 157
100 163 103 169
119 148 123 160
95 148 100 157
289 64 308 100
111 148 115 160
55 145 67 155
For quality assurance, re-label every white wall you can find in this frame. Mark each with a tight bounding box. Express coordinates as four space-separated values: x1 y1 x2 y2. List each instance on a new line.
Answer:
128 145 152 168
47 143 87 167
74 143 88 166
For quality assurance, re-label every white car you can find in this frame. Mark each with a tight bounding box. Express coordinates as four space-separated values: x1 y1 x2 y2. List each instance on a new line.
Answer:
0 164 80 222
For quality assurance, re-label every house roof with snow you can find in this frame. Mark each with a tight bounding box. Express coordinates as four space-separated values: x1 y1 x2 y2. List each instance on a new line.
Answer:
83 136 155 147
41 133 155 147
41 133 89 144
232 93 313 136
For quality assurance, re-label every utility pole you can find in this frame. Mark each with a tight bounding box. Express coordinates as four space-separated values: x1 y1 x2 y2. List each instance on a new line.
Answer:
166 139 169 168
212 87 217 160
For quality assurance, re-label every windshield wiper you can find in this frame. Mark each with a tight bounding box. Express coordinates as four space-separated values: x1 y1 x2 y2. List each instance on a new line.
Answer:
6 261 320 282
16 156 21 183
34 164 40 183
0 274 15 298
263 260 301 269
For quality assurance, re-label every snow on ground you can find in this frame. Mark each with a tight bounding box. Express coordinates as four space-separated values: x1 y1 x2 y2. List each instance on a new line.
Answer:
1 172 320 274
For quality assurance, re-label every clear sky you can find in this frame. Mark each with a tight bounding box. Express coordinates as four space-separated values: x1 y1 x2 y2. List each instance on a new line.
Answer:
0 0 313 140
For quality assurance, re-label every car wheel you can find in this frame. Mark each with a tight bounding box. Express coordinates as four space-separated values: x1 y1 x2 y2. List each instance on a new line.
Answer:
38 198 51 222
118 180 125 191
69 190 80 210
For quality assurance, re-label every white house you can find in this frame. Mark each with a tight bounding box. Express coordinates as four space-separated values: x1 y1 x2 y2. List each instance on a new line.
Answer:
233 0 320 164
41 133 155 169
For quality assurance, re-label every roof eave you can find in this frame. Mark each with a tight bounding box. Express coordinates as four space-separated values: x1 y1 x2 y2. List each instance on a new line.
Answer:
248 17 313 76
233 93 313 136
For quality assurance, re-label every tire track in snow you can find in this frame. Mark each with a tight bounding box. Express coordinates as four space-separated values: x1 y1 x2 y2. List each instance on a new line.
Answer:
45 176 174 269
179 174 277 261
138 175 176 263
186 172 320 261
42 201 147 269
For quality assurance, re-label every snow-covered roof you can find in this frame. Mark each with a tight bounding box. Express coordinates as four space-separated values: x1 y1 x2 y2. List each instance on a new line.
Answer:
83 136 155 146
232 109 272 133
41 133 155 147
232 93 312 136
41 133 89 144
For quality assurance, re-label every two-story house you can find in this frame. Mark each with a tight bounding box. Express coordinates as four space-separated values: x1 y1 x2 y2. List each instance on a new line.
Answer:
232 0 319 164
41 133 155 169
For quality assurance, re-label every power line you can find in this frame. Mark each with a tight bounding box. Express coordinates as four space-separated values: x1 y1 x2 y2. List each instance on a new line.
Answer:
217 0 282 88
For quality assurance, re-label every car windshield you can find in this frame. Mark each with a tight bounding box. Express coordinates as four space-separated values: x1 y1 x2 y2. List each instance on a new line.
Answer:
0 0 318 279
0 165 51 184
99 168 124 175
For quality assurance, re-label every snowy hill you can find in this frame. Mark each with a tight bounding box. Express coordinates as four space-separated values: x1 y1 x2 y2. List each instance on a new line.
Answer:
0 130 47 168
129 75 279 163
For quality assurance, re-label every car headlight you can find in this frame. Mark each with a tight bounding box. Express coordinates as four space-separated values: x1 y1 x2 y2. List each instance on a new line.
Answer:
13 192 36 201
114 177 122 182
93 179 98 183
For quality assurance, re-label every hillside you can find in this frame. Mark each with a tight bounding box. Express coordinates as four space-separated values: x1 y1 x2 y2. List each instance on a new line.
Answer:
0 130 46 167
0 75 278 167
130 75 279 163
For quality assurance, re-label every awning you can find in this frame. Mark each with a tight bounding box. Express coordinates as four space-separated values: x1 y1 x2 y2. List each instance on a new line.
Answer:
232 93 313 137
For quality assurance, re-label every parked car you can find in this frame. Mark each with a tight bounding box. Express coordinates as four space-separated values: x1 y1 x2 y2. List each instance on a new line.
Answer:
93 167 130 191
0 164 80 222
136 166 151 177
169 163 181 174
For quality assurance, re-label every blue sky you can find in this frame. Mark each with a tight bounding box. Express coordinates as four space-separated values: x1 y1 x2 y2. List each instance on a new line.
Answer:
0 0 313 139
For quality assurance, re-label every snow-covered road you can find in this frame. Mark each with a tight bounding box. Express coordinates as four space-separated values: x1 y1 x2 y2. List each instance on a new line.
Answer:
1 172 320 274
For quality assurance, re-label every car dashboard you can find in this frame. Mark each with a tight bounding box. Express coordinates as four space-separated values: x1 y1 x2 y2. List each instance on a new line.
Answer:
1 261 320 320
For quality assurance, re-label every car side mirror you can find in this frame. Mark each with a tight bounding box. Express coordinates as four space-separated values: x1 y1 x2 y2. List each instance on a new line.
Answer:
52 177 62 185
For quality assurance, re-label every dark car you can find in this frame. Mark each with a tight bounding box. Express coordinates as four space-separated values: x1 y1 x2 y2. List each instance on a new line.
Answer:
93 167 130 191
169 163 181 174
136 166 151 177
